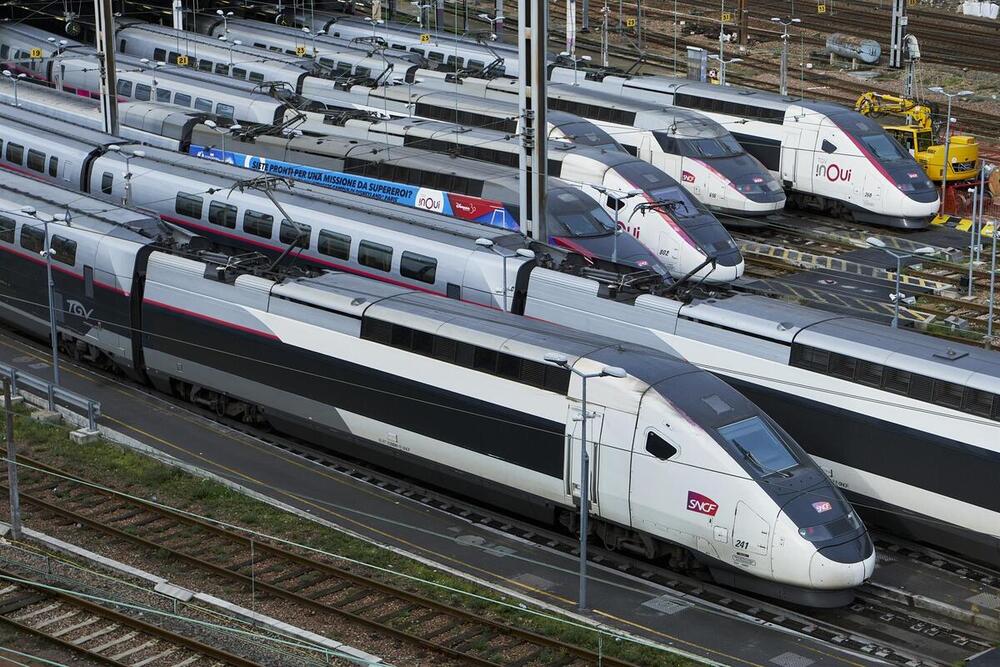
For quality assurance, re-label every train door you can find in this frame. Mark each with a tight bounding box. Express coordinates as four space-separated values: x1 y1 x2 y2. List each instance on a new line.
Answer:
566 402 605 517
658 231 680 274
731 501 770 563
779 127 800 187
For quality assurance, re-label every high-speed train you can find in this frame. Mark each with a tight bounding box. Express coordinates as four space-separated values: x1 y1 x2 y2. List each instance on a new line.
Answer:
328 114 744 281
521 271 1000 566
191 16 432 70
548 69 940 228
0 170 875 606
417 74 786 219
113 19 421 91
0 104 667 296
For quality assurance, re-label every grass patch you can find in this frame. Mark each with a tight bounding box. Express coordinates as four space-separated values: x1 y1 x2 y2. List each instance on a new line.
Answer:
2 404 697 666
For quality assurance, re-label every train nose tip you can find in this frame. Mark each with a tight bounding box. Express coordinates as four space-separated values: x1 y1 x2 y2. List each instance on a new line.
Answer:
809 533 876 589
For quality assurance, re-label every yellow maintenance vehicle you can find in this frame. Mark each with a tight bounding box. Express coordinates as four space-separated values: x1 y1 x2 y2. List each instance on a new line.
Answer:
855 92 979 182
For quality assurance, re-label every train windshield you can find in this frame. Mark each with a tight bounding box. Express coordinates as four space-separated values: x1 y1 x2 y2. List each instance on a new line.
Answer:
648 186 705 219
860 133 909 162
557 120 621 150
661 134 744 158
718 416 798 475
547 189 616 237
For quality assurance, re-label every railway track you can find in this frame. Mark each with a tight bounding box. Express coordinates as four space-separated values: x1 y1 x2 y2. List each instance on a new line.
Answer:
0 565 258 667
2 335 993 666
0 456 641 667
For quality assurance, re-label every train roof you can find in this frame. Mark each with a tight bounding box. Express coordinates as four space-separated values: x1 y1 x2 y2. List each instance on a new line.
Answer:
0 172 164 241
683 293 1000 391
293 269 697 383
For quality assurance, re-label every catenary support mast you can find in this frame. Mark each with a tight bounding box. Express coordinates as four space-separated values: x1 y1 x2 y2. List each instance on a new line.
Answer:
94 0 119 135
518 0 548 242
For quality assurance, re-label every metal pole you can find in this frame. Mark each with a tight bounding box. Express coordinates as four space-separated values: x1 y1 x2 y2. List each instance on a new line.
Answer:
941 95 952 216
968 184 976 298
601 0 609 67
578 374 589 613
618 0 623 33
44 219 60 402
636 0 642 49
4 379 21 541
495 0 504 43
892 254 902 328
977 174 987 262
94 0 119 135
582 0 590 32
988 209 997 338
501 255 509 311
172 0 183 30
518 0 548 242
779 27 789 96
435 0 444 33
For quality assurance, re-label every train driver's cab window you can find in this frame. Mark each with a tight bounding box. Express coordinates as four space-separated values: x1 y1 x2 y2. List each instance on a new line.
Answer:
645 432 677 460
718 416 797 476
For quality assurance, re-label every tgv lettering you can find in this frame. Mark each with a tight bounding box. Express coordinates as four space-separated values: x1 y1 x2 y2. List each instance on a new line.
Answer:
816 163 852 182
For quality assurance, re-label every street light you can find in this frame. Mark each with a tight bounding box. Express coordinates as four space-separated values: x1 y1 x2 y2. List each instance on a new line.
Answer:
771 17 800 96
709 54 742 86
474 238 535 311
477 12 501 41
2 70 27 107
411 1 432 29
106 146 146 206
20 206 62 406
591 185 643 263
302 27 327 60
216 9 234 37
867 236 935 328
558 52 592 86
543 353 626 612
927 86 974 216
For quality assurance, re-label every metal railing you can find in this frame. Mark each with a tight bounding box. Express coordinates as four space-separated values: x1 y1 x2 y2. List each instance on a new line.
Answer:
0 362 100 432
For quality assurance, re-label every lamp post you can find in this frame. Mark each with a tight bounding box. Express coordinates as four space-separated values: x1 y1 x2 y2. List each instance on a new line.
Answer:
475 238 535 311
591 185 643 263
203 120 241 162
709 54 742 86
477 12 500 38
411 1 431 29
927 86 973 216
2 70 26 107
543 353 626 612
771 17 800 96
106 146 146 206
139 58 166 100
302 27 327 61
20 207 61 405
867 237 935 328
216 9 234 38
558 52 592 86
364 16 385 41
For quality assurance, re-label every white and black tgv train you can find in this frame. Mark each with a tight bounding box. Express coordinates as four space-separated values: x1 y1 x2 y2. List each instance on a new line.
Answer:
522 271 1000 565
549 69 940 228
0 172 875 606
328 114 745 282
418 74 787 220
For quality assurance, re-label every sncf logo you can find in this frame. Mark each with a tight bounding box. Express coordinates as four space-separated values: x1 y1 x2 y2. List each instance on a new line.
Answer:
686 491 719 516
681 171 696 183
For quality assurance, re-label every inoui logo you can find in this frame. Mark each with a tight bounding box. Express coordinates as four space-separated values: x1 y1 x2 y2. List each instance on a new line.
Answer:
816 163 853 183
686 491 719 516
66 299 93 319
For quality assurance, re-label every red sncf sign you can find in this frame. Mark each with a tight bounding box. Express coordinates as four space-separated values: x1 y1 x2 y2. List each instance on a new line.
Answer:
686 491 719 516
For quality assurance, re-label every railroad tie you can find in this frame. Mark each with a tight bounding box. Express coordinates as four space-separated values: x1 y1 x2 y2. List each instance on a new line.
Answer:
71 623 119 645
33 609 81 629
12 602 61 622
50 616 100 638
132 647 178 667
110 639 159 661
90 629 140 653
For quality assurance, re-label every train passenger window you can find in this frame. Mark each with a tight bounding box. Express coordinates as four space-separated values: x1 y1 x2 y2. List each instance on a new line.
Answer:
358 241 392 272
50 235 76 266
194 98 213 113
399 251 437 284
216 104 236 121
243 210 274 238
119 39 126 52
232 68 247 80
279 219 311 248
0 216 14 243
168 51 180 64
821 140 837 154
253 43 267 49
317 230 350 259
355 66 371 79
26 149 45 173
153 48 166 61
645 432 677 461
214 63 228 75
6 143 24 164
174 93 192 107
0 45 7 58
198 59 214 72
208 201 237 228
175 193 203 219
116 79 132 97
19 226 44 254
248 72 264 83
428 51 444 62
134 84 151 101
101 172 113 195
156 88 171 103
469 60 485 70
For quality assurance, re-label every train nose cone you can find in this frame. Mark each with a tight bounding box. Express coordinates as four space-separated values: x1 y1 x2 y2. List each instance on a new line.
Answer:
809 532 876 589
